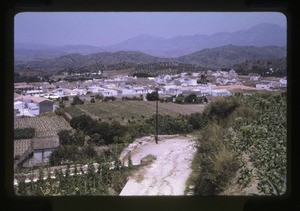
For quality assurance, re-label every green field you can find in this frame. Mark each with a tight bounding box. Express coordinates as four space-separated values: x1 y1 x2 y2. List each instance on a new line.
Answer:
64 100 205 122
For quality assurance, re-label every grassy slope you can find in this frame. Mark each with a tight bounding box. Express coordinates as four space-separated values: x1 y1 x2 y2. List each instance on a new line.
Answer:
65 100 205 122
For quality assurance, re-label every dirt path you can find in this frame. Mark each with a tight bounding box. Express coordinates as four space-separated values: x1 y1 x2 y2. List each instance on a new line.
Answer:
119 135 197 196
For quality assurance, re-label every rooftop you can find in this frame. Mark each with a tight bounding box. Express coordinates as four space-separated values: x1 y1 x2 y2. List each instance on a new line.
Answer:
32 135 60 150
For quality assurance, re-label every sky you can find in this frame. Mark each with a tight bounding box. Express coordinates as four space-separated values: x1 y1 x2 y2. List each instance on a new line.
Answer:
14 12 286 47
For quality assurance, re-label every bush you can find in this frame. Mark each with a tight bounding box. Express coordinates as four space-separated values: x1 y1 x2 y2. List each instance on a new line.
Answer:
70 115 97 134
146 114 193 135
14 128 36 139
71 96 84 105
95 94 104 101
207 98 239 120
58 130 72 145
49 145 79 165
211 147 240 191
81 145 97 159
103 96 116 102
146 91 159 101
55 108 64 116
72 129 85 146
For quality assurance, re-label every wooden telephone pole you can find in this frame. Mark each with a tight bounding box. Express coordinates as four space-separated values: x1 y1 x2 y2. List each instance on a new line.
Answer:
155 87 159 144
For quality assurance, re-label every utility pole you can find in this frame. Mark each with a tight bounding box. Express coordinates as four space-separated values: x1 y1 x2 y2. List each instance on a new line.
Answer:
155 87 159 144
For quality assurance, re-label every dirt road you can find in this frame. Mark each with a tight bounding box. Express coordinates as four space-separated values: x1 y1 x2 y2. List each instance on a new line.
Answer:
119 135 197 196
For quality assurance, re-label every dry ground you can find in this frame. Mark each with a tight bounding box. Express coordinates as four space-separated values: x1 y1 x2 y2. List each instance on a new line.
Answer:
119 135 197 196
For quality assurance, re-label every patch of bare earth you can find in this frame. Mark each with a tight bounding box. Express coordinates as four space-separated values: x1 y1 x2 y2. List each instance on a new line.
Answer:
119 135 197 196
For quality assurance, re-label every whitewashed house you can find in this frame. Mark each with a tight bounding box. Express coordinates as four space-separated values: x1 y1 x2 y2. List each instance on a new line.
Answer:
132 87 152 95
101 89 118 97
28 103 39 116
155 75 172 84
256 84 270 90
279 78 287 87
87 86 106 93
211 89 231 96
112 87 133 95
25 90 44 96
249 73 261 81
228 69 237 78
184 78 198 86
22 96 54 115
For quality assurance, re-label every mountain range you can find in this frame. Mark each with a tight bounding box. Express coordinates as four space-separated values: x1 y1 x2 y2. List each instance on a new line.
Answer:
15 23 286 62
15 45 286 72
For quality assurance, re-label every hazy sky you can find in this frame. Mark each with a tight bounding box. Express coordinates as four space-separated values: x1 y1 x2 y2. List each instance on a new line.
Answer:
14 12 286 47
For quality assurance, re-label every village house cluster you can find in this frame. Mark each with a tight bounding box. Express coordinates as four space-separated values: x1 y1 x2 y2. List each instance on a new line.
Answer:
14 69 287 118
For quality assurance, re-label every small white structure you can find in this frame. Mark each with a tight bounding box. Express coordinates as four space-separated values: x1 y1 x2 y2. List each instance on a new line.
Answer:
87 86 106 93
112 87 133 95
101 89 118 97
211 89 231 96
132 87 152 95
279 78 287 87
249 73 261 81
256 84 270 90
228 69 237 78
28 103 39 116
25 90 44 96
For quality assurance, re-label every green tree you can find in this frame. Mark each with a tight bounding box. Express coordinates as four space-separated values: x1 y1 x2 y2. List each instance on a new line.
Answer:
185 93 198 104
146 91 159 101
70 115 96 134
71 96 84 106
175 94 185 104
81 145 97 160
95 94 104 101
73 129 85 146
58 130 72 145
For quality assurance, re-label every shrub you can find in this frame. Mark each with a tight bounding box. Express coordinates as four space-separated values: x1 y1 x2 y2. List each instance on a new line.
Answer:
70 114 96 134
81 145 97 159
49 145 79 165
146 91 159 101
211 147 240 191
72 129 85 146
55 108 64 116
58 130 72 145
146 114 192 135
207 97 239 120
14 128 36 139
71 96 84 105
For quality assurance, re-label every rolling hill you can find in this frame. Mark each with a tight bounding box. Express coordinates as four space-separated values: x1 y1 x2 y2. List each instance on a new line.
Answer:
15 45 286 73
177 45 287 68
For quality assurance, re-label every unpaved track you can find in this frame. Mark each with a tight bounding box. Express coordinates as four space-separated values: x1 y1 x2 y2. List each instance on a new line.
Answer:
119 135 196 196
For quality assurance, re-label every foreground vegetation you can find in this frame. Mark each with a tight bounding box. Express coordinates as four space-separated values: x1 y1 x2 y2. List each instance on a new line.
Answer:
15 91 286 196
187 91 287 195
63 100 204 122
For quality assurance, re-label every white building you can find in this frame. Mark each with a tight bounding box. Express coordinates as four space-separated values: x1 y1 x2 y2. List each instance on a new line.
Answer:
211 89 231 96
256 84 270 90
132 87 152 95
279 78 287 87
101 89 118 97
228 69 237 78
27 103 39 116
25 90 44 96
112 87 133 95
87 86 106 93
